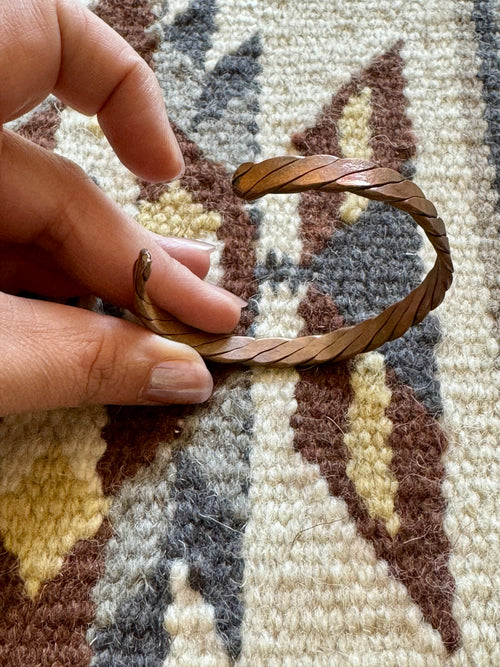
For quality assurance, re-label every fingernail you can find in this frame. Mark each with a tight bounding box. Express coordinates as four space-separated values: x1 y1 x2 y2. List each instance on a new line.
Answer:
165 158 184 182
143 360 213 404
165 116 185 181
210 284 248 309
229 293 248 308
171 138 185 180
173 157 185 180
156 237 216 253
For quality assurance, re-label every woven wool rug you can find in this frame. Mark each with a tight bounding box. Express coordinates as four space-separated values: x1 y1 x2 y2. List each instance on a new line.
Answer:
1 0 499 665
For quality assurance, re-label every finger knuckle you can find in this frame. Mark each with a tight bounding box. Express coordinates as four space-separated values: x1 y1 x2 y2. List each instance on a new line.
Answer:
42 156 93 251
78 328 123 403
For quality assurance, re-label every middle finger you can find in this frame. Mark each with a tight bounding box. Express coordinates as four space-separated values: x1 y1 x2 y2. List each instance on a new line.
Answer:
0 130 244 333
0 236 213 298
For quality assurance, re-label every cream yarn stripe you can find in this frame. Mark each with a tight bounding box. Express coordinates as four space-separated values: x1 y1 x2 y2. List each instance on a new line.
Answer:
402 3 500 664
54 109 140 218
238 368 446 665
164 561 231 667
210 0 394 266
222 0 452 662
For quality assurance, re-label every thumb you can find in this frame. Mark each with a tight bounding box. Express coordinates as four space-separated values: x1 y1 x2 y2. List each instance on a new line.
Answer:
0 294 213 415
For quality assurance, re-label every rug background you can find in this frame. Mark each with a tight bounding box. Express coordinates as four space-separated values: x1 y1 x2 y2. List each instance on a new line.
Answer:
0 0 499 665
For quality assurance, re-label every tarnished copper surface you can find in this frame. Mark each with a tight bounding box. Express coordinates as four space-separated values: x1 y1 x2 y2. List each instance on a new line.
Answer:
133 155 453 367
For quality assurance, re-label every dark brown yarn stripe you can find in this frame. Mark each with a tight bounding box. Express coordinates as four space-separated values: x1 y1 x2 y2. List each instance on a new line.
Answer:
98 368 237 495
15 100 62 151
98 404 197 495
297 285 345 334
292 294 459 649
291 360 460 651
93 0 159 66
177 124 258 333
292 43 416 263
0 522 112 667
385 370 460 650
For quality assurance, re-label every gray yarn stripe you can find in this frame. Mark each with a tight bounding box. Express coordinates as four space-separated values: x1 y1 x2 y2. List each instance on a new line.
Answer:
191 34 262 168
163 0 217 67
87 452 179 665
254 197 442 414
472 0 500 212
88 374 252 665
156 0 262 169
155 0 217 134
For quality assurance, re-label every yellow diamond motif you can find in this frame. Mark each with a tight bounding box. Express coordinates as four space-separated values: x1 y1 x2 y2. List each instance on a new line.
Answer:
0 407 109 597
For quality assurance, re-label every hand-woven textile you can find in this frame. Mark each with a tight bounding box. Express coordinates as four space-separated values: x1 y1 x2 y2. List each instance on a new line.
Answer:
1 1 499 665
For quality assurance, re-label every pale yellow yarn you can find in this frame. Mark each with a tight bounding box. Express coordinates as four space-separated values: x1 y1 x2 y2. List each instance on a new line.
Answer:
338 86 374 224
344 352 400 537
0 407 109 597
137 182 222 239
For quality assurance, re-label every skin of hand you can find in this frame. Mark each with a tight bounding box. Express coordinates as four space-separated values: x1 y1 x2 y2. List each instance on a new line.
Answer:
0 0 246 415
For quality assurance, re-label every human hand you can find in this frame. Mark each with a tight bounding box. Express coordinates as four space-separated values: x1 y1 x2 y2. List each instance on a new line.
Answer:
0 0 245 415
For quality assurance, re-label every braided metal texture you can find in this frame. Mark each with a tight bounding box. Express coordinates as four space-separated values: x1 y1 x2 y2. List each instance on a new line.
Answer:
134 155 453 367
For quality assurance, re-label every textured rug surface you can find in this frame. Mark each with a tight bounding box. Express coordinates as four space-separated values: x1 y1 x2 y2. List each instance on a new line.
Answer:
1 0 499 665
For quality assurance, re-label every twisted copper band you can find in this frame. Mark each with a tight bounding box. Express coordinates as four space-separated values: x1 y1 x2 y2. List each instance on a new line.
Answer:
133 155 453 367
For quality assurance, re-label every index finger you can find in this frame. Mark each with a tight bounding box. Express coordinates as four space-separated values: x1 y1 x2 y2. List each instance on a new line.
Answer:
0 0 183 182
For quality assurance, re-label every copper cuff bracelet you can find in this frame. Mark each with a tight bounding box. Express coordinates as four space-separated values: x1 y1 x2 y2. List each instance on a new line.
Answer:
133 155 453 367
